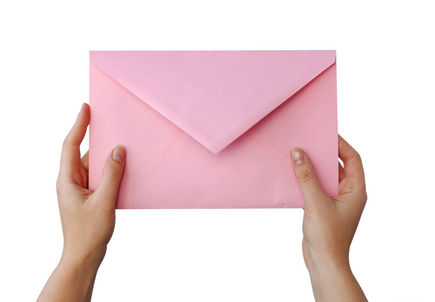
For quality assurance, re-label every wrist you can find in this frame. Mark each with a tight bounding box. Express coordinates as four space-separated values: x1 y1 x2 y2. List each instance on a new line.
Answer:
304 250 368 302
306 253 350 276
303 240 350 275
308 256 352 283
61 245 107 274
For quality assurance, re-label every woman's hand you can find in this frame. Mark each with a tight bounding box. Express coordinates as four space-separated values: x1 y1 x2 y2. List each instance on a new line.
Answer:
37 103 126 302
291 136 368 302
56 103 125 265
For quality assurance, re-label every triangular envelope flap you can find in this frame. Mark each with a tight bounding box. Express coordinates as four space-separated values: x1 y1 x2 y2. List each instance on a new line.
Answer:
90 50 336 154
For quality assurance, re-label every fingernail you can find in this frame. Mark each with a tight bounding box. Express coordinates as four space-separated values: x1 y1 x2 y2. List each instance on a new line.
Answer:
113 145 125 163
291 148 304 166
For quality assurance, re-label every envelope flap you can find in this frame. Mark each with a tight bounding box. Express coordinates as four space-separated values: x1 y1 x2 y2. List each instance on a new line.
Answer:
90 50 335 153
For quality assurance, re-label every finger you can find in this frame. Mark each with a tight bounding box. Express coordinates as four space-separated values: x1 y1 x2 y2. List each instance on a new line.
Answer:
93 145 126 206
290 147 328 206
60 104 90 175
338 135 365 184
81 151 89 172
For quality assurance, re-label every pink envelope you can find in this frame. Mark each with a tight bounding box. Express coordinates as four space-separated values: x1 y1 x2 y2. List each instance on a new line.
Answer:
89 51 338 209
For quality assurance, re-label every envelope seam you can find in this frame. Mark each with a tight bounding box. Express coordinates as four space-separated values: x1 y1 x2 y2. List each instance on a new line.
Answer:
131 127 179 167
251 131 291 162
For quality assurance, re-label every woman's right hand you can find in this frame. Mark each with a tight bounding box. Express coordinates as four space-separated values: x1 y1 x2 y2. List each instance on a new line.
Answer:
291 135 368 302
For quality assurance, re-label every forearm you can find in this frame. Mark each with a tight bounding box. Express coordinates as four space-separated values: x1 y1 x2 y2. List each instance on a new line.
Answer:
37 248 105 302
307 258 368 302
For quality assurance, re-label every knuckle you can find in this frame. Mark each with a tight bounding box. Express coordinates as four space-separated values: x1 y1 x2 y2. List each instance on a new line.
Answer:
362 190 368 203
56 177 65 195
297 165 315 184
356 152 362 162
353 150 362 163
62 136 71 148
55 180 61 194
56 175 62 187
104 163 122 180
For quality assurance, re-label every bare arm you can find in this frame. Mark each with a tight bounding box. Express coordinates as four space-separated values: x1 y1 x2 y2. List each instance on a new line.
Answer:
37 104 126 302
37 251 103 302
291 136 368 302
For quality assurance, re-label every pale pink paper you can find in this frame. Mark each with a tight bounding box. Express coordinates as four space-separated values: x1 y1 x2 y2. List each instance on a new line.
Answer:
89 51 338 208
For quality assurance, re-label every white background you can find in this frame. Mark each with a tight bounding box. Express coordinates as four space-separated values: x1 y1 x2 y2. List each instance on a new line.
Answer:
1 1 434 301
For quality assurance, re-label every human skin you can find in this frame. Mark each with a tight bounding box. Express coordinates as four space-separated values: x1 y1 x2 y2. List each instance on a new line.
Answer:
37 103 367 301
37 103 125 302
291 136 368 302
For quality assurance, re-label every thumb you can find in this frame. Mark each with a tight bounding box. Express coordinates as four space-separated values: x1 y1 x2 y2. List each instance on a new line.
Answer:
95 145 126 202
290 148 327 204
